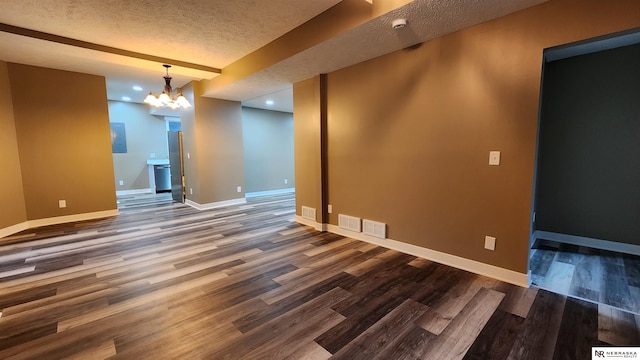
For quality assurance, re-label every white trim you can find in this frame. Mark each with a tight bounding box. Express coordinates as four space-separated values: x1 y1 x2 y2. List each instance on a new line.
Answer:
326 224 528 287
146 159 170 165
245 188 295 198
0 222 29 239
534 230 640 256
294 215 326 231
293 216 528 287
27 210 120 228
116 188 153 196
185 197 247 211
1 210 120 239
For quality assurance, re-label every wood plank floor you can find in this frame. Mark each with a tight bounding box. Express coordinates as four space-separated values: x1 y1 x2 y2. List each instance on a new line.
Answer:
531 239 640 314
1 193 639 359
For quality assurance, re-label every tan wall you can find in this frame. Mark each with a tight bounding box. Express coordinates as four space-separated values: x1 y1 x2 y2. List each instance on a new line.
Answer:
180 82 201 201
295 0 640 273
0 61 27 230
294 76 323 220
108 101 170 191
242 107 295 193
182 81 245 205
8 64 117 220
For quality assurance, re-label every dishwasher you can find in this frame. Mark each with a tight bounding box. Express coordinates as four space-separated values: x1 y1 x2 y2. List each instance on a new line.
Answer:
153 165 171 193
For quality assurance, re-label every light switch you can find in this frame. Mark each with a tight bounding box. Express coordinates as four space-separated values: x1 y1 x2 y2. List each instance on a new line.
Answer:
489 151 501 166
485 236 496 251
328 205 333 214
58 200 67 208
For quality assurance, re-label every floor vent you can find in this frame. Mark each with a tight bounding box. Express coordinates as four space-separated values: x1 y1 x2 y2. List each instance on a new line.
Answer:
301 206 316 221
363 219 386 239
338 214 361 232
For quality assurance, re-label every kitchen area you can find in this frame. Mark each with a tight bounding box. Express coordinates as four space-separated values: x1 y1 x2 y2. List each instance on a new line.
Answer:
109 100 181 197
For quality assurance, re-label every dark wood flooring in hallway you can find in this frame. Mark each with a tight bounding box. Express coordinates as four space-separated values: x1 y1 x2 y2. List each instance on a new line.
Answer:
0 193 638 359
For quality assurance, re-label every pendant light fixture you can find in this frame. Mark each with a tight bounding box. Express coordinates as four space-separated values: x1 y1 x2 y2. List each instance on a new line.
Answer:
144 64 191 109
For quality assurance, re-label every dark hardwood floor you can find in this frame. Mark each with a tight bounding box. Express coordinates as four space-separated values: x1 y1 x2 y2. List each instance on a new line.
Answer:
1 193 639 359
530 239 640 315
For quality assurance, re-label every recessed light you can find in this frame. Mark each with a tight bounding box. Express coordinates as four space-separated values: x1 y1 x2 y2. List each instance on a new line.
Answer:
132 85 143 91
122 96 131 101
265 100 274 106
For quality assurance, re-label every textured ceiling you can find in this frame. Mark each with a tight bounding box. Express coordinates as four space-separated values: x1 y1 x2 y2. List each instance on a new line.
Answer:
0 0 342 68
204 0 550 104
0 0 548 112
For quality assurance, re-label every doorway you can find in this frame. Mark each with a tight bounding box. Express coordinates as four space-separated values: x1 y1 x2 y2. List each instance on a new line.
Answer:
530 29 640 313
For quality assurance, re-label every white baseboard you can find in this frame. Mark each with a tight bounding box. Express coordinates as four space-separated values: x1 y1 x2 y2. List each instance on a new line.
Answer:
0 222 29 239
245 188 295 198
294 215 326 231
533 230 640 256
1 209 120 239
294 217 529 287
116 188 153 196
27 210 120 228
186 197 247 211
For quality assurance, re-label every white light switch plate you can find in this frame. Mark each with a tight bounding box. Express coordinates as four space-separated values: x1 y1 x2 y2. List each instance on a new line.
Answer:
328 205 332 214
489 151 501 166
58 200 67 208
485 236 496 250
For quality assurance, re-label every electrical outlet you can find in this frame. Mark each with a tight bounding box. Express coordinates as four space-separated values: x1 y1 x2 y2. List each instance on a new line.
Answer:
489 151 501 166
237 186 242 193
119 180 124 186
187 152 190 159
284 179 288 184
189 188 193 195
328 205 333 213
58 200 67 208
484 236 496 251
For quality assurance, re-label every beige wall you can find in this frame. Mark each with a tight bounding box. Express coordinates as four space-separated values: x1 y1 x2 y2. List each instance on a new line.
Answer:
242 107 295 193
0 61 27 230
294 0 640 273
294 76 324 221
182 81 245 205
108 101 170 191
180 82 201 201
8 64 117 220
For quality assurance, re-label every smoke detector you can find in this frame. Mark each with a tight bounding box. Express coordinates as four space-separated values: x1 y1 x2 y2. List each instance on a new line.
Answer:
392 19 407 29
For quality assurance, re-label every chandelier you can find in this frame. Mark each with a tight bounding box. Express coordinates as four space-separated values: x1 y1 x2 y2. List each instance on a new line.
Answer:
144 64 191 109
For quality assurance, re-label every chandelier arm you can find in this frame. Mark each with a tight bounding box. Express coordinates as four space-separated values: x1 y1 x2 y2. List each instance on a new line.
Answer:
144 64 191 109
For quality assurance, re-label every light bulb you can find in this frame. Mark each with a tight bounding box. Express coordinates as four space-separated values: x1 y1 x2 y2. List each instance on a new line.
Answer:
176 95 191 108
144 92 156 104
158 92 171 104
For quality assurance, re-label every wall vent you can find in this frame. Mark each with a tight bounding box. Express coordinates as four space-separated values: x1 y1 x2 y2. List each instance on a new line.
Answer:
301 206 316 221
338 214 361 232
363 219 386 239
